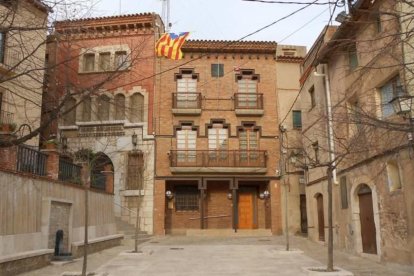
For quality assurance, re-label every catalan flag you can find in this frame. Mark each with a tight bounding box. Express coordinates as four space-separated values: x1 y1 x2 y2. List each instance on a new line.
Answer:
156 32 189 60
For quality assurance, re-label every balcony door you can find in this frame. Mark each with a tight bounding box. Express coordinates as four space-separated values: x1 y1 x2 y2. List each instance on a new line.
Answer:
177 74 197 108
237 77 257 108
208 124 228 166
239 128 259 166
177 127 196 165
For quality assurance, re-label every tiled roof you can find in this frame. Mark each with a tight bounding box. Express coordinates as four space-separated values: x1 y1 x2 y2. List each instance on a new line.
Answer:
56 13 154 24
276 56 304 63
182 39 277 54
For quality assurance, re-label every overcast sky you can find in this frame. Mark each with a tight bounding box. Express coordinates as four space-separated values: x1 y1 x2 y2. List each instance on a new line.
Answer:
91 0 343 50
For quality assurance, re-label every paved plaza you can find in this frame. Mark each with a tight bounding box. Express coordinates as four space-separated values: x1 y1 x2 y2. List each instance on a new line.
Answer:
20 235 414 276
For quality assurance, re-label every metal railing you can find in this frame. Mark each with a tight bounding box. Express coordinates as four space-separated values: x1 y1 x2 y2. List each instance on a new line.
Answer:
172 92 202 109
58 158 82 184
170 150 267 168
234 93 264 109
17 145 47 176
0 110 14 125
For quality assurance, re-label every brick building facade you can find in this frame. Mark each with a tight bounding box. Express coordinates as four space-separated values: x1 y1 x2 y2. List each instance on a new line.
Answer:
153 40 284 235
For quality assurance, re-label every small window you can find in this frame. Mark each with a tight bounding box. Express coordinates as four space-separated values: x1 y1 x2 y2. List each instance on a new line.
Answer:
0 32 6 64
348 44 358 70
175 186 199 211
340 176 348 209
97 95 110 121
99 52 111 71
309 85 315 109
283 51 296 56
81 96 91 122
114 94 125 120
115 51 128 70
130 93 144 123
292 110 302 129
211 64 224 77
386 160 402 191
63 97 76 126
83 53 95 72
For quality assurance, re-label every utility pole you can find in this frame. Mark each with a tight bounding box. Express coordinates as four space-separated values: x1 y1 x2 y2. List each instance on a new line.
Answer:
161 0 171 32
279 124 289 251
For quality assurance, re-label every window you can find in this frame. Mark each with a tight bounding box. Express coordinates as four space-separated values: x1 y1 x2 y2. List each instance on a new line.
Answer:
386 160 402 191
348 44 358 70
127 151 143 190
0 32 6 64
292 110 302 129
380 76 404 118
239 126 259 162
81 96 91 122
99 52 111 71
176 73 198 108
347 99 362 136
83 53 95 72
211 63 224 77
309 85 315 108
63 97 76 125
114 94 125 120
130 93 144 122
175 185 199 211
97 95 110 121
115 51 128 70
208 124 228 150
177 126 197 164
237 74 258 108
340 176 348 209
375 14 382 33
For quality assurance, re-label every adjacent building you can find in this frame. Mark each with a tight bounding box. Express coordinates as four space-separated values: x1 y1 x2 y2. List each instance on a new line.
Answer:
42 13 164 234
300 0 414 265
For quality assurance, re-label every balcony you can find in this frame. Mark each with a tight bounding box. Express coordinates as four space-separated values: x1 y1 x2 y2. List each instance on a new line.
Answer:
169 150 267 174
172 92 202 115
234 93 264 116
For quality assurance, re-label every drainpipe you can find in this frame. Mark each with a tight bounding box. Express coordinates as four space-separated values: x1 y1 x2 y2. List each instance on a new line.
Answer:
314 64 337 183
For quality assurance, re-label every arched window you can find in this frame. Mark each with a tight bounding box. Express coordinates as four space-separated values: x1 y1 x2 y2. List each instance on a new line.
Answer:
130 93 144 123
114 94 125 120
81 96 91 122
63 97 76 125
97 95 110 121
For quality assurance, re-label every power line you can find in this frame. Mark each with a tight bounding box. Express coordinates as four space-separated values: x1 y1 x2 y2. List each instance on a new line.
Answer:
242 0 336 5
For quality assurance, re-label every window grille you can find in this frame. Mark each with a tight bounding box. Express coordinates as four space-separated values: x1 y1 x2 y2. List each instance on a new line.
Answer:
211 63 224 77
292 110 302 129
340 176 348 209
175 186 199 211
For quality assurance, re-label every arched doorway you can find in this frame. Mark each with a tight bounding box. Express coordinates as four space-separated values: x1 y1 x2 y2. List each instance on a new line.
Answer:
91 153 114 193
357 184 377 254
315 193 325 241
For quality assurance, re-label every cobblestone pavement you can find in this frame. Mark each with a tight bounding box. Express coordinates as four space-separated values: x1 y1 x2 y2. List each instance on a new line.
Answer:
19 235 414 276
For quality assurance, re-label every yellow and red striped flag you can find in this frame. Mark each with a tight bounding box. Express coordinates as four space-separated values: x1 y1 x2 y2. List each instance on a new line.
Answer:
155 32 189 60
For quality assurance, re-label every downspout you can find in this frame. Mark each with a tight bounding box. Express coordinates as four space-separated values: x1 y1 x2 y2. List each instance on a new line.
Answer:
322 64 337 184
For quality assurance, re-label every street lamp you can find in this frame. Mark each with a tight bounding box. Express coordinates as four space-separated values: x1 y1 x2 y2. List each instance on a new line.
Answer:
131 132 138 149
390 94 414 119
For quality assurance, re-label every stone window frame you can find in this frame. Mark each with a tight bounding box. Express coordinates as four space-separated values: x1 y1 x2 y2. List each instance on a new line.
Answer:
78 44 131 74
385 159 403 192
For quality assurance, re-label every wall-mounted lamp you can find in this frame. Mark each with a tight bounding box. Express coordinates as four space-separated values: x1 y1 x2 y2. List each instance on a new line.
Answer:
259 190 270 200
227 192 233 200
132 132 138 149
165 190 174 200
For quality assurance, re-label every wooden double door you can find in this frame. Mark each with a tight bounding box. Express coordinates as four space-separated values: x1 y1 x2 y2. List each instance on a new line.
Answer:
238 188 257 229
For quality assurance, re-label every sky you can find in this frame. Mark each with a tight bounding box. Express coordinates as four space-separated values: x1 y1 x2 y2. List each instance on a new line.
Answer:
89 0 344 50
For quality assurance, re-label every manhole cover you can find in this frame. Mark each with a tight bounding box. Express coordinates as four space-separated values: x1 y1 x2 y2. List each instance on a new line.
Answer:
169 247 184 250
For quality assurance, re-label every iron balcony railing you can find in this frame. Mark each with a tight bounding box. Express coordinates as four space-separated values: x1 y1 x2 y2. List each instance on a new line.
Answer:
172 92 202 109
17 145 47 176
58 158 82 184
170 150 267 168
0 110 14 125
234 93 264 109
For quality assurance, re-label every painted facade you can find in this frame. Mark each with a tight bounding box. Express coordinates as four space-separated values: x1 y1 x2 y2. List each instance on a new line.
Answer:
300 0 414 265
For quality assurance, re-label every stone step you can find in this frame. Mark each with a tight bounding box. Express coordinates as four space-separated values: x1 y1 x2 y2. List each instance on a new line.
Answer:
186 229 272 237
